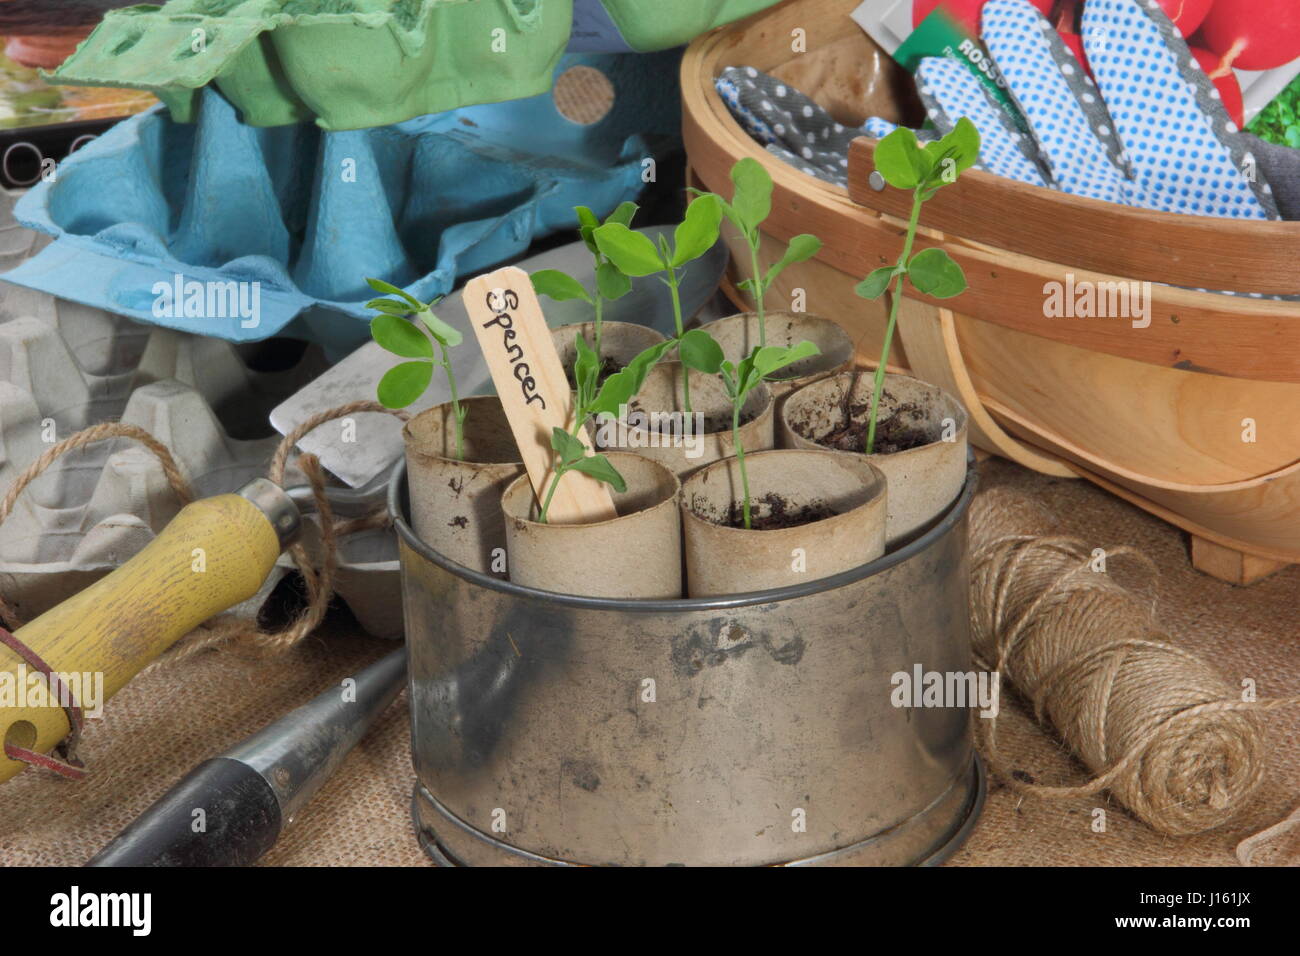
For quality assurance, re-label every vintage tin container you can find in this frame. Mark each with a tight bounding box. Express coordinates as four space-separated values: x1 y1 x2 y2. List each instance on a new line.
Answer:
391 461 983 866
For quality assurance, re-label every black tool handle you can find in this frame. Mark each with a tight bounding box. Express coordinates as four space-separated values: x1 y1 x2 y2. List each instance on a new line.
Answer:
87 758 281 867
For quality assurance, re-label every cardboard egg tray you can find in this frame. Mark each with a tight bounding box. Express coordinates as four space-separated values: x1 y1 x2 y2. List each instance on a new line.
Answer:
8 52 671 352
51 0 573 132
0 190 403 637
49 0 784 130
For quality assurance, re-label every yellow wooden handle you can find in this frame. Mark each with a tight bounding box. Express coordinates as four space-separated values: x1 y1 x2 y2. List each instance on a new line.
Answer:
1 494 282 783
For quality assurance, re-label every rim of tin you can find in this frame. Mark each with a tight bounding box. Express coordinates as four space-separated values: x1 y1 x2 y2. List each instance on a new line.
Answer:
389 453 978 613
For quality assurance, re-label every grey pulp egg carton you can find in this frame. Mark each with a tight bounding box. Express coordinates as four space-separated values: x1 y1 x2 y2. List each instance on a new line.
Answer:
0 190 403 637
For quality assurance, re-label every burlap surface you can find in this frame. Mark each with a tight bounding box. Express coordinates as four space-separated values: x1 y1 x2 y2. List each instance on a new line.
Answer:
2 457 1296 867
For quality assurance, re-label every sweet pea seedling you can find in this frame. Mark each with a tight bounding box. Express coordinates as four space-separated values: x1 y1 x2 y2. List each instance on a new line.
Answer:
593 194 724 414
537 336 675 524
367 277 466 459
687 331 821 530
856 118 979 454
531 201 638 357
694 157 822 347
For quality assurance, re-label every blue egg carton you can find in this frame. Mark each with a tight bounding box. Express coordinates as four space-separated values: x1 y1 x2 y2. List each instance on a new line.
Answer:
5 52 677 355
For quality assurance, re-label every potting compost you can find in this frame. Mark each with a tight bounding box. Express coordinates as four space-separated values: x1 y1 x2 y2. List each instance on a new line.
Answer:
1 0 1298 869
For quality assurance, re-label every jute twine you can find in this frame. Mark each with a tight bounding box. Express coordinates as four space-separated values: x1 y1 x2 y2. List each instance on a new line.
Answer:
970 492 1300 836
0 400 406 660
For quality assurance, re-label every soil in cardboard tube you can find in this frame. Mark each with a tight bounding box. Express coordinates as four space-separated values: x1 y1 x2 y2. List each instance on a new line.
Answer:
811 388 937 455
725 493 838 530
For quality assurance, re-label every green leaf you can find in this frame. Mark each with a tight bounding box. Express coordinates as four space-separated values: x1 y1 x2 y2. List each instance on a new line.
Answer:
573 333 601 408
657 233 674 263
575 206 600 252
626 338 676 377
855 266 896 301
593 223 666 277
718 360 740 399
907 247 967 299
588 340 674 417
729 157 773 236
873 126 930 190
570 453 627 493
763 233 822 287
671 194 723 268
751 340 820 379
715 196 744 239
366 297 413 317
365 277 423 312
377 360 433 409
734 349 761 399
418 308 463 348
930 116 981 184
550 427 588 467
595 261 632 302
532 269 594 305
604 201 639 228
677 328 724 375
921 143 957 186
370 314 433 358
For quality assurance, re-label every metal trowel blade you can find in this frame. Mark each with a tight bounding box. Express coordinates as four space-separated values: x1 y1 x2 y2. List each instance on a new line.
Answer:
270 227 728 489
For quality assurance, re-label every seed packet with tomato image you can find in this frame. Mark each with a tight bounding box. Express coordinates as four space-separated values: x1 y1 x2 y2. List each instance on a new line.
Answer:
850 0 1033 134
855 0 1300 145
1186 0 1300 145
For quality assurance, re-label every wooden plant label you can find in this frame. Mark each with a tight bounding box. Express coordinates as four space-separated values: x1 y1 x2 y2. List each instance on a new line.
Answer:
463 267 618 526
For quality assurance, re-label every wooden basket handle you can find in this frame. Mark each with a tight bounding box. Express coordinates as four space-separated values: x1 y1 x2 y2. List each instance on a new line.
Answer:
895 297 1076 478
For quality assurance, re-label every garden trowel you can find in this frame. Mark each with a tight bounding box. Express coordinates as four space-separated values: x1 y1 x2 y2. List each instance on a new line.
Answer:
270 226 728 490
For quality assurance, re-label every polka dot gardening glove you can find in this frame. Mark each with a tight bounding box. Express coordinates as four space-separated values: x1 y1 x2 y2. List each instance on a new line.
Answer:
715 64 879 188
870 0 1280 220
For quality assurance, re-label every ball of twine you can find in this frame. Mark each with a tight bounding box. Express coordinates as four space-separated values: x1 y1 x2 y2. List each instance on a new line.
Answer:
969 494 1295 837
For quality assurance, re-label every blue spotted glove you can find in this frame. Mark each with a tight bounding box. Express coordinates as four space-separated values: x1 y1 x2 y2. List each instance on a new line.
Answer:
715 64 868 188
865 0 1281 220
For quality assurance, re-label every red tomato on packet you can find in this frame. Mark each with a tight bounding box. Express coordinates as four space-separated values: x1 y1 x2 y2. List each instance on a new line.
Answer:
913 1 1211 44
1156 0 1214 37
910 1 1255 130
911 0 1052 34
1191 47 1245 129
1196 0 1300 73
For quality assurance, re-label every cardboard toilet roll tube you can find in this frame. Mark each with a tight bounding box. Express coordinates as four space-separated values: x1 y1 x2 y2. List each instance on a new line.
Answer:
501 452 683 599
404 396 523 574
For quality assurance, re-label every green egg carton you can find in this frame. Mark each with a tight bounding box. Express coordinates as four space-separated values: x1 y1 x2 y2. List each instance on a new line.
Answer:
597 0 779 52
48 0 572 131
